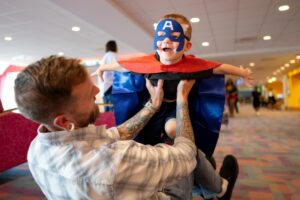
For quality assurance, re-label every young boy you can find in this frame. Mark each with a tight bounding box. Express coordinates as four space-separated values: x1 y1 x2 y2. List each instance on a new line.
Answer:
93 13 252 156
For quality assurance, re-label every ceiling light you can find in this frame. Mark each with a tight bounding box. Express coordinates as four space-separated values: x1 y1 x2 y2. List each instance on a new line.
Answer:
249 62 255 67
278 5 290 12
263 35 271 40
58 52 64 56
280 67 285 70
72 26 80 32
296 55 300 59
290 60 295 64
285 63 290 67
202 42 210 47
4 36 12 41
190 17 200 23
271 77 277 81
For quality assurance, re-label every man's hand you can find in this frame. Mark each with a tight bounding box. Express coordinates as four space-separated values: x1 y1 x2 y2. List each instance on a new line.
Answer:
177 79 196 102
145 79 164 110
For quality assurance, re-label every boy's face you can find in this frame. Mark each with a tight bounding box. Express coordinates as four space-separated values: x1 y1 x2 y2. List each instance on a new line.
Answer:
154 19 192 65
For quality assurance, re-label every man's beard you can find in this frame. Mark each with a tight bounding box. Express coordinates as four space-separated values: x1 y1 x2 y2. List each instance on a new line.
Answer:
76 105 100 127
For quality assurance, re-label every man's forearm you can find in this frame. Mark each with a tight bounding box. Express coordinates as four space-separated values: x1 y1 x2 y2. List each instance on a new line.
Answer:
176 99 195 143
117 103 157 140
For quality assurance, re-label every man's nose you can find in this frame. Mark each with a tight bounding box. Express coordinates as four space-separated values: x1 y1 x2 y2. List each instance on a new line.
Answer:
94 85 100 95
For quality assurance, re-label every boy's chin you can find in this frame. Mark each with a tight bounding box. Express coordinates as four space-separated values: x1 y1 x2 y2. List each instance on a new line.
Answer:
160 58 179 65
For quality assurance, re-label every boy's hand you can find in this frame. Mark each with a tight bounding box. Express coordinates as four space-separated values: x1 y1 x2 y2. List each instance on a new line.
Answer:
90 66 105 82
177 80 196 102
240 65 254 87
146 79 164 110
90 62 129 81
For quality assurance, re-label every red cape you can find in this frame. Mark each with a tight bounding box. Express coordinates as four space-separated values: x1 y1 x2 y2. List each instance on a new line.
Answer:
118 54 221 73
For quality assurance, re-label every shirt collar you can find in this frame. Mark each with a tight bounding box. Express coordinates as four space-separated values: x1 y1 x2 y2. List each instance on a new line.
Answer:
37 124 107 145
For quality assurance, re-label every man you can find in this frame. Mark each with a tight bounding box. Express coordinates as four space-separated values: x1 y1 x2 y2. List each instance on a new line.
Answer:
15 56 237 199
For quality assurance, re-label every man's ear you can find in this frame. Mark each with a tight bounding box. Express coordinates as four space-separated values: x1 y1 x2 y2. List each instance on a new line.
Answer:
184 41 192 51
53 114 73 131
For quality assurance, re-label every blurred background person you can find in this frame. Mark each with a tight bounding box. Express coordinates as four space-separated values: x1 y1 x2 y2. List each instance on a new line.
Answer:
98 40 118 112
268 89 277 109
226 79 238 117
251 86 261 116
234 92 239 114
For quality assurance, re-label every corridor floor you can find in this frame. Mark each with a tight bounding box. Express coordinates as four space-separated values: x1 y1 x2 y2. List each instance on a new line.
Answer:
207 105 300 200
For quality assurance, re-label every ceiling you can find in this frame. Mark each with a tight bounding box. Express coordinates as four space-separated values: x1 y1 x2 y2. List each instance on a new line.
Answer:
1 0 300 84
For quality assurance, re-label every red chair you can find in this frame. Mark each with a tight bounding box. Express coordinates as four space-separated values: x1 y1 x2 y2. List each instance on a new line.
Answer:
0 112 39 172
0 112 115 172
95 112 115 128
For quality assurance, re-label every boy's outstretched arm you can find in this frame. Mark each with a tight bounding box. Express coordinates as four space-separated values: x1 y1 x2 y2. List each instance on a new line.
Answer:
90 62 129 81
213 64 254 86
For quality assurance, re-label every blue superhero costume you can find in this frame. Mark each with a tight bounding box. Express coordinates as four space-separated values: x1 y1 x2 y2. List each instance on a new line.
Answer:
111 19 225 157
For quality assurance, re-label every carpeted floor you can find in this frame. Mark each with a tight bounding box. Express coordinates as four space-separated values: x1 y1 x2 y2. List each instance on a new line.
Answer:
0 105 299 200
0 163 45 199
211 105 300 200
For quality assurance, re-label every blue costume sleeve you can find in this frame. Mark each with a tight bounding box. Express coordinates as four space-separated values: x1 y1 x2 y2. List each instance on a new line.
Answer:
111 72 149 125
189 75 225 156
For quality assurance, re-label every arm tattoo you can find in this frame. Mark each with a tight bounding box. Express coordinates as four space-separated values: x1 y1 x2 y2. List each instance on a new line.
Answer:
117 107 156 140
176 102 195 143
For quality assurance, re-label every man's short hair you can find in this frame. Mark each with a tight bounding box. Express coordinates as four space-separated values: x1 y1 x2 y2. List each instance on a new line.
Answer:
106 40 117 52
158 13 192 41
14 56 87 124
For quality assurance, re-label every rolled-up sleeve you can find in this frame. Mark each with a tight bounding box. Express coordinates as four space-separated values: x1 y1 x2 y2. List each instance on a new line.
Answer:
106 127 120 140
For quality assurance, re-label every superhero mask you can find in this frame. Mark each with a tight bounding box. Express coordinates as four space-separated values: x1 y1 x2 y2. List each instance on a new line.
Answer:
154 18 185 51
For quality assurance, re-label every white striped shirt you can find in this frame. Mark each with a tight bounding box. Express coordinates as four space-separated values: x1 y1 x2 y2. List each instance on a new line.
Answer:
28 124 197 200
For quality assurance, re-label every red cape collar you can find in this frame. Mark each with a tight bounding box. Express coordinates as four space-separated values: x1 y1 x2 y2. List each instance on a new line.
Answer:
118 54 221 73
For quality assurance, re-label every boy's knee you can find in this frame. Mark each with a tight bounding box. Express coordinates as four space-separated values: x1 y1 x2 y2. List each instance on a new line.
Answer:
165 118 176 139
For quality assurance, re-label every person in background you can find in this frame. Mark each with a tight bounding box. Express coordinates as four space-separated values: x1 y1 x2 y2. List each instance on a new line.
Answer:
98 40 118 112
14 56 238 200
268 89 277 109
234 93 239 114
251 86 261 115
225 79 238 117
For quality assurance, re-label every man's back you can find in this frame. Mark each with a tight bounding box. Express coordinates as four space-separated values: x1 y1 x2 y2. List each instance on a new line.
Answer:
28 124 196 200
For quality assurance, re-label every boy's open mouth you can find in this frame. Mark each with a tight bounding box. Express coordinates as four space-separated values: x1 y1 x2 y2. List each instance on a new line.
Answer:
163 48 173 52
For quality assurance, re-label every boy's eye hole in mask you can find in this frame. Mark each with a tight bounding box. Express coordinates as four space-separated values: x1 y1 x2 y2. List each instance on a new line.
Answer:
157 31 181 39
